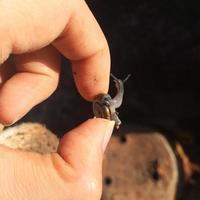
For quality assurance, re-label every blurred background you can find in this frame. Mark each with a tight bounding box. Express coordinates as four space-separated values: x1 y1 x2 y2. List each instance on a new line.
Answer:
18 0 200 198
20 0 200 149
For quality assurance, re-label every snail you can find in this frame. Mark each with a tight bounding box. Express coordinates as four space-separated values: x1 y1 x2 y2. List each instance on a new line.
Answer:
93 74 131 129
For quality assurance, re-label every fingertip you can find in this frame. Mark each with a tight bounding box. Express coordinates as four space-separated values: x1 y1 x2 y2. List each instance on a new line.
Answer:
86 117 114 128
71 46 110 101
87 118 115 152
81 118 115 134
58 118 114 170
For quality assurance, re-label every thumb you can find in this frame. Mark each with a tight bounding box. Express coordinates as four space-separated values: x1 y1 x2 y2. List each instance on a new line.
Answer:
57 118 114 173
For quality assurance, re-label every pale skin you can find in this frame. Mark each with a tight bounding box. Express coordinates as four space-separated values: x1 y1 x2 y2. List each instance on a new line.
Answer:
0 0 114 199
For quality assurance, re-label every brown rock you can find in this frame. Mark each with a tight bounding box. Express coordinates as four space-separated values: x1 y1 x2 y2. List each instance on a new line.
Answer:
0 123 59 154
102 132 178 200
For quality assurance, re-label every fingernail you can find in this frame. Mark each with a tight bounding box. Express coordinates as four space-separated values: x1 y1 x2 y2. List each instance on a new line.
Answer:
102 121 115 152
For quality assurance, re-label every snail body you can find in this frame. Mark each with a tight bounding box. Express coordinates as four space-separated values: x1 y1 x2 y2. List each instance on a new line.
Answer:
92 74 130 129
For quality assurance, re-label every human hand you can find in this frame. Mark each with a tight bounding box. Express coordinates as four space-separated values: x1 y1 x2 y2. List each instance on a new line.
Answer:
0 0 110 125
0 1 113 199
0 118 114 199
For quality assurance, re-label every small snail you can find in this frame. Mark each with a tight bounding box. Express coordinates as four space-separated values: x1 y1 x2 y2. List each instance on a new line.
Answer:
93 74 130 129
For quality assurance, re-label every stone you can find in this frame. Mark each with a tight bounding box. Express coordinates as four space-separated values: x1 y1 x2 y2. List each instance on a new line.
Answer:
102 132 178 200
0 123 59 154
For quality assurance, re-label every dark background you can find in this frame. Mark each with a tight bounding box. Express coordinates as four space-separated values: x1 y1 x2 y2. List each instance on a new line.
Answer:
19 0 200 156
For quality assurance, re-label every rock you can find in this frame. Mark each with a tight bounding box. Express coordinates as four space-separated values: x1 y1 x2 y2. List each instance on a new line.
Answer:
102 132 178 200
0 123 59 154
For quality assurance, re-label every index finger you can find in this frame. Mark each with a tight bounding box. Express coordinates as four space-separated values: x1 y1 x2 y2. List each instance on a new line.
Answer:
53 0 110 101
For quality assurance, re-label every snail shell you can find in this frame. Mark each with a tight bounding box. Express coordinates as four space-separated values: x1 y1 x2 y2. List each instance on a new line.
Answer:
93 94 112 120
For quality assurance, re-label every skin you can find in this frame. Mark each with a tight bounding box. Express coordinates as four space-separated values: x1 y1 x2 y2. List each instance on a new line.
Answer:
0 0 114 199
0 0 110 125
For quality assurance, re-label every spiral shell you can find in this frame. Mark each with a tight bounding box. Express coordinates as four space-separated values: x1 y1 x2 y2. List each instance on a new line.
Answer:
93 94 112 120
